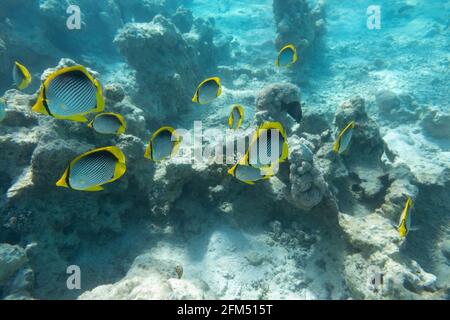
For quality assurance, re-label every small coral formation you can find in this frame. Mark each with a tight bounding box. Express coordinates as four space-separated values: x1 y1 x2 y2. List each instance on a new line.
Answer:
328 96 390 205
171 7 194 33
0 243 34 300
340 213 440 299
0 59 155 298
79 254 212 300
255 83 302 133
114 14 222 122
420 108 450 139
375 90 419 123
273 0 325 65
286 135 332 211
0 0 448 301
326 95 449 299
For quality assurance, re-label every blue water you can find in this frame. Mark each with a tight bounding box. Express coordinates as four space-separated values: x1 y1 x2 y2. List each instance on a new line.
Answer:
0 0 449 300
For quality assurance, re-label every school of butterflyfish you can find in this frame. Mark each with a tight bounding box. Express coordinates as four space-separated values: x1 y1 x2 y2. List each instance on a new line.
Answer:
0 44 414 238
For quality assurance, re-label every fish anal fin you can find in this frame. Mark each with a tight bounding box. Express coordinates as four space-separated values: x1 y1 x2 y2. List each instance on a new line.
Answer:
63 114 88 122
32 101 49 115
83 185 104 192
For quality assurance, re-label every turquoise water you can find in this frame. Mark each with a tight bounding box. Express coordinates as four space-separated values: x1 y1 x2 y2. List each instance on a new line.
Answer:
0 0 449 300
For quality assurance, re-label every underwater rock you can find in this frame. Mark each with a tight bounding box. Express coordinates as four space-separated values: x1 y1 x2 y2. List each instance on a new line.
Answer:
0 61 162 298
255 83 302 133
114 15 202 121
333 96 388 199
79 254 212 300
167 278 208 300
104 83 125 103
171 6 194 33
420 108 450 139
273 0 325 65
286 135 330 211
376 90 401 113
339 213 400 254
10 268 34 295
334 96 386 164
0 90 39 128
0 132 38 182
0 243 27 284
185 17 221 71
343 252 439 300
376 165 418 221
375 90 419 122
340 212 441 299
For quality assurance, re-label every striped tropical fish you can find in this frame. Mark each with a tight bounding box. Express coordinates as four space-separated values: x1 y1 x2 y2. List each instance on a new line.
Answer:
275 44 298 67
192 77 222 105
228 104 244 129
32 65 104 122
88 112 126 135
13 61 32 90
333 120 355 155
144 126 182 161
56 146 126 191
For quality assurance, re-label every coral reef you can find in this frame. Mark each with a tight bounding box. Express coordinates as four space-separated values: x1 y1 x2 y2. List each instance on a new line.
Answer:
286 135 332 211
340 213 440 299
79 254 213 300
0 0 448 301
114 14 222 122
273 0 325 66
255 83 302 133
0 59 154 298
420 108 450 139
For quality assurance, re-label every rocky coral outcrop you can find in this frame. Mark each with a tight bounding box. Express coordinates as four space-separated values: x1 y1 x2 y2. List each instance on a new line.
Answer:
114 15 201 121
273 0 325 66
340 213 441 299
114 13 223 122
376 165 419 221
171 6 194 33
420 107 450 139
0 59 157 299
286 135 330 210
0 243 34 299
255 83 302 133
0 243 27 283
330 96 391 204
375 90 420 123
78 254 213 300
